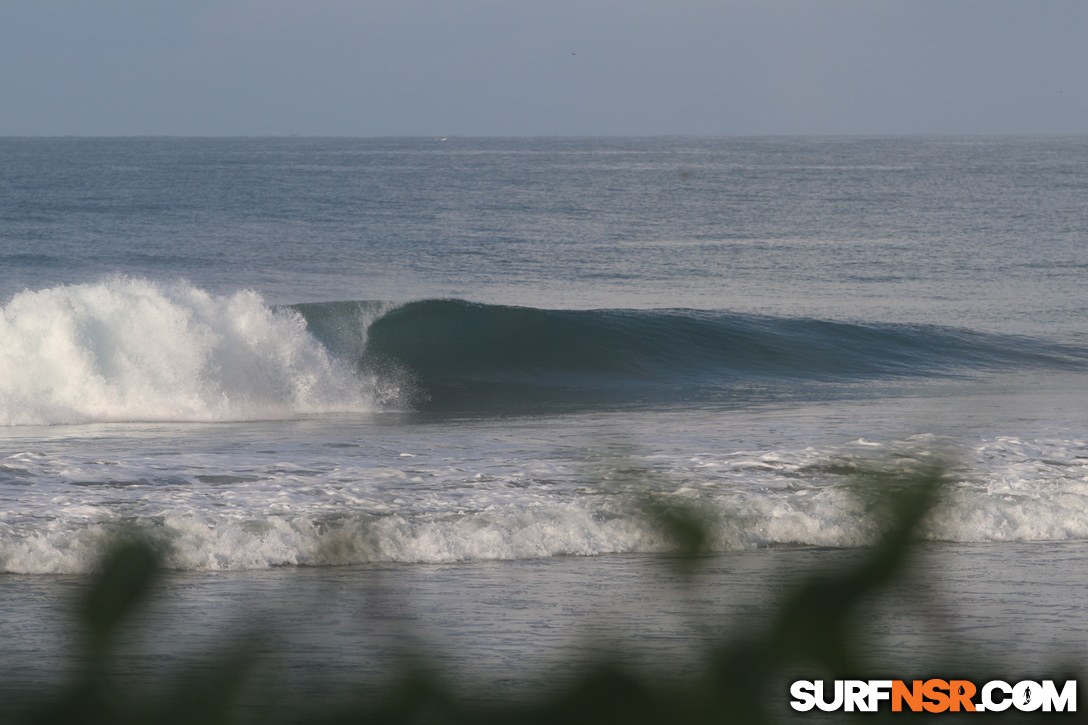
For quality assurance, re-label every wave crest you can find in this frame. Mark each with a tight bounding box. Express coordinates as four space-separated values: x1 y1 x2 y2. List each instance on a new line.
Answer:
0 279 379 425
348 299 1088 411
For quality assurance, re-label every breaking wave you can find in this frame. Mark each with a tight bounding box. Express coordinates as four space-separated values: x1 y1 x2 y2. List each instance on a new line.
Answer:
303 298 1088 411
0 279 383 425
4 280 1086 424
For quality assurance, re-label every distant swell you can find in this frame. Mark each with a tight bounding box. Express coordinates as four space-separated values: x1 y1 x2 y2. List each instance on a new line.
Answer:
301 299 1088 411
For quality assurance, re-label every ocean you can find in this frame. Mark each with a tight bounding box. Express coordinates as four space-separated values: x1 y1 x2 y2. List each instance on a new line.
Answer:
1 136 1087 713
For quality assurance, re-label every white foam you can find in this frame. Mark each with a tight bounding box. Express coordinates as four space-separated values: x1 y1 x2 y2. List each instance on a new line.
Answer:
5 424 1088 573
0 279 376 425
0 505 666 574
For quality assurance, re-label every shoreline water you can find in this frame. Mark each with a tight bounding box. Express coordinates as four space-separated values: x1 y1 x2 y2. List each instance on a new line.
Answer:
3 542 1086 711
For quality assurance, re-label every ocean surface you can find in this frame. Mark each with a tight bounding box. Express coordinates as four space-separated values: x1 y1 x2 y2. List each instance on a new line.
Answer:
2 137 1087 705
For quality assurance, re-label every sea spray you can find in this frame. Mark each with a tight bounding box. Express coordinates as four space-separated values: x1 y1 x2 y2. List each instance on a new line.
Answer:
0 279 378 425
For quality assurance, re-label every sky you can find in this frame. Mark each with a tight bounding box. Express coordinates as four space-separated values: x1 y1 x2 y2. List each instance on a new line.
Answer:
1 0 1086 137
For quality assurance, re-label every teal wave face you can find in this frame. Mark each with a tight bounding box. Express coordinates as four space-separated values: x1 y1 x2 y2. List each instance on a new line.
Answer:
292 299 1088 413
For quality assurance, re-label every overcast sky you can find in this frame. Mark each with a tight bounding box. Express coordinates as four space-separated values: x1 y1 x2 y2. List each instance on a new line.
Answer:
2 0 1085 137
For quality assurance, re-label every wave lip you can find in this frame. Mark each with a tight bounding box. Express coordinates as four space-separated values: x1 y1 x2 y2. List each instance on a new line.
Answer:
0 279 378 425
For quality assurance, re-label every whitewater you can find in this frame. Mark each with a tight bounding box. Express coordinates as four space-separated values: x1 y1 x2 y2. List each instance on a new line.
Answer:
3 275 1088 574
0 279 383 425
1 136 1087 696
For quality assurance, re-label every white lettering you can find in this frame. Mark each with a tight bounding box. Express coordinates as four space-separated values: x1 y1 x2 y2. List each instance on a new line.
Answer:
815 680 844 712
982 680 1013 712
867 680 893 711
789 680 816 712
791 678 1078 713
1042 680 1077 712
1015 680 1044 712
845 680 869 712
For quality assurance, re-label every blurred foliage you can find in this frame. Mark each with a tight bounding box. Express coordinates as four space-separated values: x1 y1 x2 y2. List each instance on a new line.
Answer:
8 463 1015 724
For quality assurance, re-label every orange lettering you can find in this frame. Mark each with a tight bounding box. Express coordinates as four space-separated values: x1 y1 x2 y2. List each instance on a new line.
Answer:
892 680 924 712
923 679 950 713
948 680 977 712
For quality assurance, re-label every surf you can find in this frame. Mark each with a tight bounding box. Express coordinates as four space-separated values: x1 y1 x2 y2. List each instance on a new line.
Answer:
0 279 382 425
299 298 1088 412
4 280 1086 425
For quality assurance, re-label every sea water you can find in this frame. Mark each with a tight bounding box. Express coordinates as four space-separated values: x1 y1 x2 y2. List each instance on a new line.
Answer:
1 137 1087 705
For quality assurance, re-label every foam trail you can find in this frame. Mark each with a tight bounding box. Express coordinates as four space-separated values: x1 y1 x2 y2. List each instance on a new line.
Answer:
7 472 1088 574
0 279 376 425
6 435 1088 574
